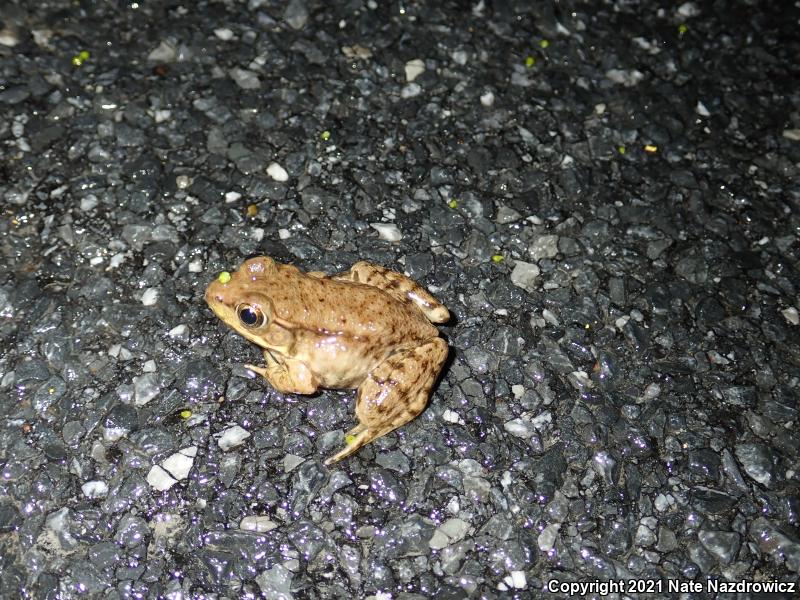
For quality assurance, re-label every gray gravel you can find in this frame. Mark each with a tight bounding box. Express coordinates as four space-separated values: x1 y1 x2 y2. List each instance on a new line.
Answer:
1 0 799 598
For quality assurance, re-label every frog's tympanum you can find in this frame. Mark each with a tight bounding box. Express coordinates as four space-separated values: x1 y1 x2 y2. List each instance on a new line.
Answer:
205 257 450 464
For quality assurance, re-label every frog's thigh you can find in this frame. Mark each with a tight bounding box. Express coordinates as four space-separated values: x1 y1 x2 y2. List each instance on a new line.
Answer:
248 350 319 395
325 337 448 464
334 261 449 323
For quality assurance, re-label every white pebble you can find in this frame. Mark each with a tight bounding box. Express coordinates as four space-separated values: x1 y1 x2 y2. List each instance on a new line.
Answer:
404 58 425 82
141 288 159 306
218 425 251 451
531 411 552 430
214 27 234 40
510 260 540 292
103 425 127 442
147 41 177 63
442 409 464 425
0 25 21 47
541 308 559 326
106 253 126 271
161 447 197 480
176 175 192 189
229 67 261 90
654 493 674 511
480 90 495 107
451 50 468 65
133 372 160 406
81 480 109 499
188 259 203 273
168 324 187 338
504 418 534 439
283 454 305 472
537 523 560 552
240 516 278 533
225 191 242 203
446 497 460 514
154 109 172 123
147 465 177 491
278 228 291 240
401 83 422 98
781 307 799 325
267 162 289 182
509 571 527 589
605 68 645 87
696 101 710 117
80 195 98 211
428 529 449 550
643 382 661 399
677 2 700 17
370 223 402 242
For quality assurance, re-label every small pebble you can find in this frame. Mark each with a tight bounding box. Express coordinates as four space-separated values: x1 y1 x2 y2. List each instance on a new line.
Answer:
218 425 251 451
81 481 109 499
267 162 289 182
147 465 177 491
401 83 422 98
510 261 539 292
240 516 278 532
141 288 159 306
370 223 402 242
214 27 234 40
405 58 425 82
781 307 799 325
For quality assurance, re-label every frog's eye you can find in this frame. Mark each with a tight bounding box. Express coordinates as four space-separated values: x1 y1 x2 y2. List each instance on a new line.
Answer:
236 304 266 328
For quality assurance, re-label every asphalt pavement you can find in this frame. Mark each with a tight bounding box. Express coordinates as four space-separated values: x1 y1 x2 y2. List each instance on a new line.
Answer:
0 1 798 598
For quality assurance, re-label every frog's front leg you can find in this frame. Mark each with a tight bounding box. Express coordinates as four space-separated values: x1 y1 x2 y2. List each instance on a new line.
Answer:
325 337 449 464
334 261 450 323
246 350 319 395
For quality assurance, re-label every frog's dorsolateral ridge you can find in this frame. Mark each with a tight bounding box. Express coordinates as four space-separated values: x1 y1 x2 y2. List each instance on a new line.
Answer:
205 257 450 464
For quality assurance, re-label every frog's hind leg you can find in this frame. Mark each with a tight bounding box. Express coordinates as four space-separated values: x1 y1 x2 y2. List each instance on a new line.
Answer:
324 337 449 465
333 261 450 323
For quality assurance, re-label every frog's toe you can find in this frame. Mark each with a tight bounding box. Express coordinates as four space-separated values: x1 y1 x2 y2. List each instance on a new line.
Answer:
345 423 367 437
324 428 373 465
245 363 269 378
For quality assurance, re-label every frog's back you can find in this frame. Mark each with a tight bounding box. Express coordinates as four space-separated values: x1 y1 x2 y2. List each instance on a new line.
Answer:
269 263 438 342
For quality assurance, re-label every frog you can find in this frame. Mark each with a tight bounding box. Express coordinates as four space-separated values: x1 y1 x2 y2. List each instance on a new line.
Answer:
204 256 450 465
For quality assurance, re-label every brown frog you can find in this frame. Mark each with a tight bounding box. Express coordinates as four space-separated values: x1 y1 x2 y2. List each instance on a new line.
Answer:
205 257 450 464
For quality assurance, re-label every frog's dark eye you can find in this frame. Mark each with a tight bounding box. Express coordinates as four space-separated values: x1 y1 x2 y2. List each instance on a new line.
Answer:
236 304 266 328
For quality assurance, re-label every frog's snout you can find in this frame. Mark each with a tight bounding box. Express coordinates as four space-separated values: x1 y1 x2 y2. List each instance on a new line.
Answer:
204 280 225 307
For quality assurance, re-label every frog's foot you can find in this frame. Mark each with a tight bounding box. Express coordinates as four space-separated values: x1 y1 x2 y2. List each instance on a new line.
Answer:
244 363 270 379
245 350 319 395
334 261 450 324
325 337 449 465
